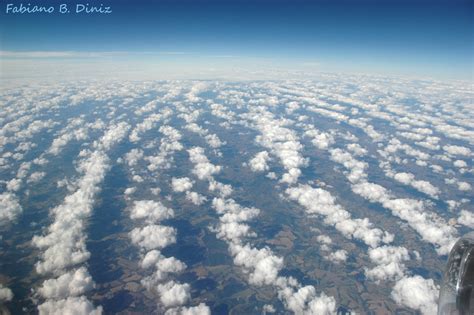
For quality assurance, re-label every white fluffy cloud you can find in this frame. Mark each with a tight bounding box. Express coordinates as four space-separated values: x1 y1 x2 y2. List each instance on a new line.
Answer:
129 110 172 142
141 250 186 273
286 185 392 248
0 284 13 302
208 179 233 198
262 304 276 314
249 151 270 172
391 275 439 315
212 198 260 223
130 200 174 224
230 243 284 286
37 296 103 315
0 192 22 223
48 127 88 156
212 198 260 242
347 143 367 156
453 159 467 168
124 187 136 196
37 267 95 299
33 123 130 275
165 303 211 315
157 281 191 308
458 210 474 228
171 177 194 193
187 145 337 313
130 225 177 250
245 108 307 184
365 246 409 281
188 147 221 180
382 198 457 255
278 284 336 315
185 191 207 205
27 171 46 184
457 181 472 191
204 133 225 148
352 181 457 255
327 250 348 263
31 122 130 314
94 122 130 151
305 128 334 150
443 145 471 156
6 178 21 192
124 149 144 167
330 148 368 184
392 172 440 199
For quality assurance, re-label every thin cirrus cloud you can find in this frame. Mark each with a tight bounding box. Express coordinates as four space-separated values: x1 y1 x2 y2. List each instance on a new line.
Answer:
0 50 191 58
0 50 125 58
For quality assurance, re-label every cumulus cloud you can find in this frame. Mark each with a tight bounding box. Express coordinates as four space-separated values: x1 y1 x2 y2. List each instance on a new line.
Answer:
157 281 191 308
316 235 332 245
185 191 207 205
0 284 13 302
188 147 221 180
278 285 336 315
159 126 184 152
124 149 144 167
48 127 88 156
165 303 211 315
147 154 171 171
365 246 409 281
27 171 46 184
208 179 232 197
185 145 337 313
124 187 136 196
392 172 440 199
347 143 367 156
211 198 260 242
244 108 307 184
382 198 457 255
443 145 471 156
204 133 225 148
305 129 334 150
351 180 456 255
286 185 392 248
329 148 368 184
453 159 467 168
30 122 129 314
129 110 172 142
37 296 103 315
140 253 187 290
141 250 186 272
0 192 22 223
94 122 130 151
383 138 430 161
249 151 270 172
262 304 276 314
212 198 260 222
130 225 177 250
171 177 194 193
457 181 472 191
37 267 95 299
32 150 110 274
458 210 474 228
327 250 348 263
6 178 21 192
130 200 174 224
391 275 439 315
215 221 256 242
230 243 284 286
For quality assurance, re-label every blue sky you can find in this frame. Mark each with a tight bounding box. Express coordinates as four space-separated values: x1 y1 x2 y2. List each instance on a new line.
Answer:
1 0 472 80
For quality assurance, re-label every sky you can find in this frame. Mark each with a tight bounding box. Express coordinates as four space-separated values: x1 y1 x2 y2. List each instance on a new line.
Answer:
0 0 473 80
